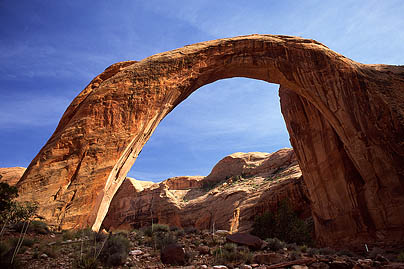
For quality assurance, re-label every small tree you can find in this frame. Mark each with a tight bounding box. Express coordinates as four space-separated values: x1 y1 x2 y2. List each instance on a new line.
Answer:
251 199 313 246
0 182 18 213
0 182 39 266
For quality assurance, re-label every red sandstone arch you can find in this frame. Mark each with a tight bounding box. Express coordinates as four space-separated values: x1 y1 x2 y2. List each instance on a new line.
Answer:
17 35 404 247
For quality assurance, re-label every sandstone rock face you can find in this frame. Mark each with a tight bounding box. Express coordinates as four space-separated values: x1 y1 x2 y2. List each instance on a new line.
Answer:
280 86 404 247
0 167 26 186
102 149 310 234
17 35 404 247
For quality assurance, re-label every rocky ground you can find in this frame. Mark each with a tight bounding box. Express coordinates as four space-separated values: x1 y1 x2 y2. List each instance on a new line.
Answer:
2 225 404 269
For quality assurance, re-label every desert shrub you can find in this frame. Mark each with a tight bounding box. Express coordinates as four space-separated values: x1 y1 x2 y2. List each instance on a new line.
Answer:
0 240 21 268
175 229 185 237
265 238 286 251
307 247 320 257
1 201 38 226
29 220 50 234
251 199 313 245
98 234 130 266
42 245 59 258
10 237 35 248
299 245 308 253
397 251 404 262
202 179 222 191
286 242 299 251
289 250 301 260
319 247 335 255
73 253 100 269
337 249 354 257
13 220 49 234
213 243 253 264
76 228 97 239
368 247 384 259
184 226 197 234
152 223 169 233
62 229 76 240
143 223 170 237
0 182 18 213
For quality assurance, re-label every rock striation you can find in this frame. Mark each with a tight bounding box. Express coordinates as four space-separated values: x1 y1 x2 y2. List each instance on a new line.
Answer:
102 149 311 234
0 167 26 186
16 35 404 248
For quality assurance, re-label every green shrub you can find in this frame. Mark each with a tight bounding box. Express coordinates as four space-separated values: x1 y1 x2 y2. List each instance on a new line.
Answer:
319 247 335 255
337 249 354 257
368 247 384 259
307 247 320 257
143 223 170 237
0 240 21 268
13 220 49 234
10 237 35 248
73 253 100 269
98 234 130 267
202 180 221 191
251 199 313 246
289 250 301 260
213 243 253 264
397 251 404 262
175 229 185 237
299 245 308 253
286 242 299 251
184 227 197 234
152 224 169 233
0 182 18 213
265 238 286 251
62 229 76 241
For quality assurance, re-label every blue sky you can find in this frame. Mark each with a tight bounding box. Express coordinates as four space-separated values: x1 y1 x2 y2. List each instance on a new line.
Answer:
0 0 403 182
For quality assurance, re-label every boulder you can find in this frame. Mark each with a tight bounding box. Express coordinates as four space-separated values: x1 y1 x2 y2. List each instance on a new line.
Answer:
160 244 186 265
226 233 263 250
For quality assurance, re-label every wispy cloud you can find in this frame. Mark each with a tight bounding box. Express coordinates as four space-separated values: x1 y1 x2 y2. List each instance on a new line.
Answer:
0 94 70 129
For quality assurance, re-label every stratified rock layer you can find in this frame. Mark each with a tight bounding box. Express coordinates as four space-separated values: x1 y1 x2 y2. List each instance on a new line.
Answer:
102 149 310 233
17 35 404 247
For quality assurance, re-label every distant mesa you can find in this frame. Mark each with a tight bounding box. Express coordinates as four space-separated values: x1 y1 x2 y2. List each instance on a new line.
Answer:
101 148 310 234
0 167 26 186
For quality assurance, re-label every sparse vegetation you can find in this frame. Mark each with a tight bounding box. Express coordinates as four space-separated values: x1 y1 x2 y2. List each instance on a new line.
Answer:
98 234 130 266
318 247 336 256
397 251 404 262
202 180 221 191
251 199 313 246
265 237 286 251
213 243 253 264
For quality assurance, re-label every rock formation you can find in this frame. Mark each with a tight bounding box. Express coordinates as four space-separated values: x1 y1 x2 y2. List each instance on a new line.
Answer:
16 35 404 248
102 148 311 233
0 167 26 186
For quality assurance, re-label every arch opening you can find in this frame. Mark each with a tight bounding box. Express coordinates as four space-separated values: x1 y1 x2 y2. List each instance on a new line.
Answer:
128 77 290 182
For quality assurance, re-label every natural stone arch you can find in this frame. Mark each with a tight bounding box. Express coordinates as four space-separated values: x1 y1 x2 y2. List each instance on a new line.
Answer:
17 35 404 247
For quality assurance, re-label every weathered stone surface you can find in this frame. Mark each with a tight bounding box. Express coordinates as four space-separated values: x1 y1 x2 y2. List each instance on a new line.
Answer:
226 233 263 250
280 86 404 247
16 35 404 248
0 167 26 185
102 148 309 232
